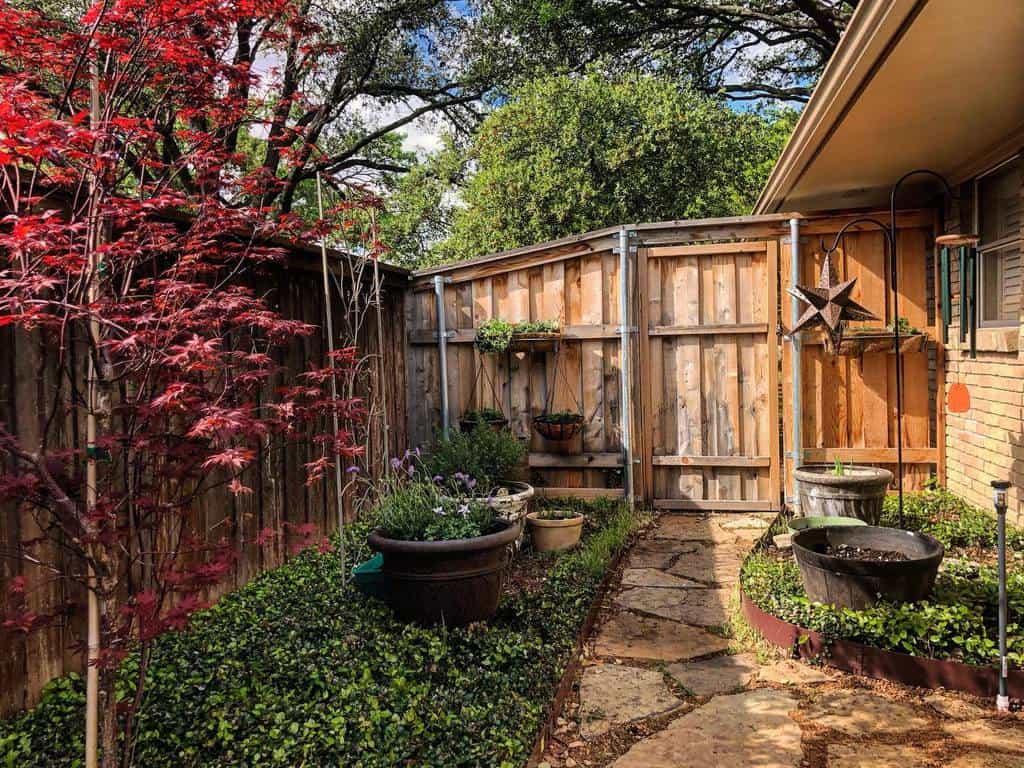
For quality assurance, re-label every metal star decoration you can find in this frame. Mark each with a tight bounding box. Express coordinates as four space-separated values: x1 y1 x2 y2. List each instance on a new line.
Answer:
787 253 878 353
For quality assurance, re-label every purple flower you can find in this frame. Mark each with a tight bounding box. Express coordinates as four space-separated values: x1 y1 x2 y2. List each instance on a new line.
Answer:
405 464 415 477
346 465 361 474
432 474 444 484
465 477 477 490
390 457 402 470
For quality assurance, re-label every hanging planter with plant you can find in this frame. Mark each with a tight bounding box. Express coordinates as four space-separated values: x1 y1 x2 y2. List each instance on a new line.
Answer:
533 337 584 442
475 318 561 354
459 407 508 433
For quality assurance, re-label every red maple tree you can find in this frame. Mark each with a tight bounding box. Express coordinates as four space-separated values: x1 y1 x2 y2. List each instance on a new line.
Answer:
0 0 366 763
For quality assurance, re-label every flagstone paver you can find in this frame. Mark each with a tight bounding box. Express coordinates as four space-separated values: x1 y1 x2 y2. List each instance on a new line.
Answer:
826 743 937 768
802 688 932 734
610 690 802 768
594 612 731 661
757 659 831 686
667 653 760 697
620 568 704 589
552 513 1009 768
924 693 989 720
942 719 1024 753
945 753 1024 768
579 664 682 738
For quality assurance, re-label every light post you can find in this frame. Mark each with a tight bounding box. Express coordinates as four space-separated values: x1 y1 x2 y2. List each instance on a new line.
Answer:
991 479 1011 712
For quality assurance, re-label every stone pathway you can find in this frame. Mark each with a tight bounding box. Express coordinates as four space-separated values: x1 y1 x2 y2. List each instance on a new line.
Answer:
538 513 1024 768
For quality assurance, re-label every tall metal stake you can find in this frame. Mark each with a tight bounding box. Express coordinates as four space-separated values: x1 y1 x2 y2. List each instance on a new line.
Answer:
85 57 101 768
316 173 346 577
435 275 450 437
992 480 1010 712
789 218 803 514
618 228 634 509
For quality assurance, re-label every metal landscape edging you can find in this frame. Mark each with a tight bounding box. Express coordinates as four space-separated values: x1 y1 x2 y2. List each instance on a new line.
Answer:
740 589 1024 698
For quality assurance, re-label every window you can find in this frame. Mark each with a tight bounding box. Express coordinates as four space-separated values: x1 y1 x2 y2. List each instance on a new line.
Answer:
976 156 1022 327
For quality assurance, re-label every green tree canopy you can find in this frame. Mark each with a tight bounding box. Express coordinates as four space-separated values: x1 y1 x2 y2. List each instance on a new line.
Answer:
420 73 793 263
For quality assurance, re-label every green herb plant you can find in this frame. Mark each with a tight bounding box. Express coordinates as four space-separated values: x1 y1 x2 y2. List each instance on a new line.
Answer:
461 407 505 424
475 318 515 353
832 458 845 477
424 422 527 493
534 508 582 521
373 481 496 541
537 410 582 424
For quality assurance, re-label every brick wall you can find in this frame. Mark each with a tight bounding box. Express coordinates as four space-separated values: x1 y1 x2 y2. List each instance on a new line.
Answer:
943 168 1024 526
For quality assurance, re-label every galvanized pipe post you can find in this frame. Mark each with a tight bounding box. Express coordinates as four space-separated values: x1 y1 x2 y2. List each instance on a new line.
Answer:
618 227 635 509
789 218 803 515
992 479 1011 712
434 275 450 437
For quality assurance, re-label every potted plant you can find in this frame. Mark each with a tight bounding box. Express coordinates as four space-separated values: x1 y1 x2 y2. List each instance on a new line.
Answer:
459 407 508 433
475 318 515 354
533 410 584 441
527 508 584 552
367 481 518 625
794 460 894 525
424 423 534 527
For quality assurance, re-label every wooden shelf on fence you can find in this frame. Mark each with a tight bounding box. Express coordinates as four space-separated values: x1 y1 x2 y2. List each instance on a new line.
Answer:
654 499 775 511
798 329 930 356
534 487 625 500
652 455 771 468
407 324 622 346
508 332 560 351
529 452 623 468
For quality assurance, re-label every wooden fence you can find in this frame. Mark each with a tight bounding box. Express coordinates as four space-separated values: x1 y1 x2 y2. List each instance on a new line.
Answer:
409 210 941 507
0 252 408 716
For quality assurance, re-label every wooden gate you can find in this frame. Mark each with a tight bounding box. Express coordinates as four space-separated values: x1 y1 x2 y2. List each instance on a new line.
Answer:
637 241 781 511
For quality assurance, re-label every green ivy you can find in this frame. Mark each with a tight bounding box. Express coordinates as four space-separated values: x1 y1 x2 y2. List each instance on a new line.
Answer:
880 489 1024 551
1 503 638 768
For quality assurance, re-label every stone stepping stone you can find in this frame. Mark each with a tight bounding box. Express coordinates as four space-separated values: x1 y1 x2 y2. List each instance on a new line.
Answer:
610 689 801 768
718 515 773 530
803 689 931 735
621 568 704 589
652 515 760 546
579 664 682 739
667 549 743 585
924 693 990 720
667 653 760 697
594 612 730 662
626 539 702 569
942 719 1024 753
615 586 732 627
827 743 937 768
757 659 830 686
946 754 1024 768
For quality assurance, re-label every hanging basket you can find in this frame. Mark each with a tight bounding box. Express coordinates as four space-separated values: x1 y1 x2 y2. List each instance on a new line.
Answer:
533 413 584 441
509 331 561 352
459 409 509 434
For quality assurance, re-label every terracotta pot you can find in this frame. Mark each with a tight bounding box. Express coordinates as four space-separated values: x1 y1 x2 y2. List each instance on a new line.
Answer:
794 464 893 525
527 511 584 552
367 519 518 626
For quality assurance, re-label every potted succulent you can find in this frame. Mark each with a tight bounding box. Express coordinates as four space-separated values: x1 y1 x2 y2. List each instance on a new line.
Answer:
794 460 894 525
533 410 584 441
424 423 533 527
459 407 508 433
367 480 517 625
527 508 584 552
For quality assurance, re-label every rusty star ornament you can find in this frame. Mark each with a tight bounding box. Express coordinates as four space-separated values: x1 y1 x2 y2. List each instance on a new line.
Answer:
787 252 878 354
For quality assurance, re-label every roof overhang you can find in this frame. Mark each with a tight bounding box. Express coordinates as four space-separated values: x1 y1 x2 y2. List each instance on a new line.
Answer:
754 0 1024 213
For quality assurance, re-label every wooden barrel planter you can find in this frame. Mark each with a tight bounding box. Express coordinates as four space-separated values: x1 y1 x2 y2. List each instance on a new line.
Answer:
791 525 944 610
367 520 519 626
533 414 583 441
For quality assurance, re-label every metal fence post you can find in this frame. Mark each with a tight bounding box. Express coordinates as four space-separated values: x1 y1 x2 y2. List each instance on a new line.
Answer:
434 275 450 437
619 227 635 509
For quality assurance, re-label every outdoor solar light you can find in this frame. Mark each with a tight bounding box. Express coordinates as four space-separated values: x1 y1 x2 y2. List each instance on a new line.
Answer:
991 479 1011 712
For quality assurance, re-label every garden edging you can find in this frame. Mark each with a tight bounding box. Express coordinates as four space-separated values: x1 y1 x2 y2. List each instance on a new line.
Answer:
740 588 1024 698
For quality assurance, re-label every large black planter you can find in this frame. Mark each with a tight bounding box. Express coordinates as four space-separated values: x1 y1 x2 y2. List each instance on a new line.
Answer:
367 520 518 626
794 464 893 525
791 525 944 610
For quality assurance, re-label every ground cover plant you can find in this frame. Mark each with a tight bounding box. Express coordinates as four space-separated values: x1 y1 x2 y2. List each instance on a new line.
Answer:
0 499 638 767
742 490 1024 666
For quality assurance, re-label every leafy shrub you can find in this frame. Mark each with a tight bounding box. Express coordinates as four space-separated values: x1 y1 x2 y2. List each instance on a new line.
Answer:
424 424 527 492
513 320 558 334
0 501 640 768
881 489 1024 551
373 482 496 541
